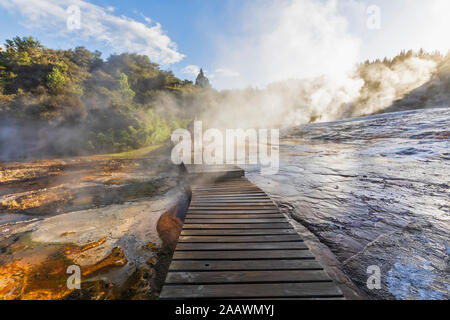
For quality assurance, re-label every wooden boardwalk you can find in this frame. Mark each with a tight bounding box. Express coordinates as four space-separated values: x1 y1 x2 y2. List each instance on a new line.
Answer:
160 166 344 300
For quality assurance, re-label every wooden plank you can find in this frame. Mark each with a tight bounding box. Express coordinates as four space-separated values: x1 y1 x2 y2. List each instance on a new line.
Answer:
193 197 270 201
160 282 343 299
193 191 265 195
191 178 248 182
193 193 266 196
189 206 278 211
176 242 308 251
191 201 274 205
172 250 314 260
165 270 330 285
191 200 273 204
190 203 275 207
185 218 286 224
192 194 272 199
168 259 323 271
194 185 259 188
192 183 254 188
187 214 284 219
181 229 297 236
183 223 293 229
178 235 301 243
187 210 280 214
192 188 262 192
192 183 256 187
193 194 269 199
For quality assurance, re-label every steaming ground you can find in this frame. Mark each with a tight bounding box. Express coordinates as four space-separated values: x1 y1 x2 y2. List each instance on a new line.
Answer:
245 107 450 300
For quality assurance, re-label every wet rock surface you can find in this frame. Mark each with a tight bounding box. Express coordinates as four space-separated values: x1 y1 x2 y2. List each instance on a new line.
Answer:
246 108 449 300
0 151 190 300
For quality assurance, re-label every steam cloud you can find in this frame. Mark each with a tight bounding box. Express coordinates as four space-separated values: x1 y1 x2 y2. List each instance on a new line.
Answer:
191 54 440 130
194 0 447 129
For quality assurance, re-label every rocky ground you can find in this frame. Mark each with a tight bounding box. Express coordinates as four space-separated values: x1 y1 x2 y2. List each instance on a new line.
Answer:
246 108 449 300
0 148 190 300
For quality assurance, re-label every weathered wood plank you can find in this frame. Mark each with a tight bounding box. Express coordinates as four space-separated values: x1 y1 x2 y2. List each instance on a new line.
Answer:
193 194 269 199
191 200 273 204
187 210 280 215
160 282 343 299
188 209 280 214
165 270 331 284
189 206 278 211
193 191 265 195
193 185 260 188
192 198 271 202
168 259 323 271
185 218 286 224
178 235 301 243
176 242 307 251
181 229 297 236
193 185 255 188
187 214 284 219
172 250 314 260
183 223 293 229
192 188 262 193
190 202 275 206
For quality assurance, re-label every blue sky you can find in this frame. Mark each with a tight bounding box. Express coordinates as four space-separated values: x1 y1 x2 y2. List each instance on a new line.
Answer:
1 0 449 89
0 0 244 84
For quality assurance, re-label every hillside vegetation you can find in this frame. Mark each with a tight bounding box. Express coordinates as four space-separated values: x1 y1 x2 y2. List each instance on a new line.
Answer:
0 37 202 159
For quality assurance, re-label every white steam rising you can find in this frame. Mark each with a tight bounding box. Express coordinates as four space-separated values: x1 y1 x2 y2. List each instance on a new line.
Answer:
195 55 439 130
214 0 361 89
197 0 444 129
358 57 437 115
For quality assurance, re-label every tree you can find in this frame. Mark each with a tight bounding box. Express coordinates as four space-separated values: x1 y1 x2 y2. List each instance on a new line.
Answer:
47 67 66 93
119 73 135 101
3 36 43 64
195 68 211 88
73 47 93 70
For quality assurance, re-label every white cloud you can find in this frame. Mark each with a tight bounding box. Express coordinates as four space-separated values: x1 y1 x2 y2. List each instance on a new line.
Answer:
106 6 115 12
138 12 152 24
0 0 184 65
181 65 200 76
